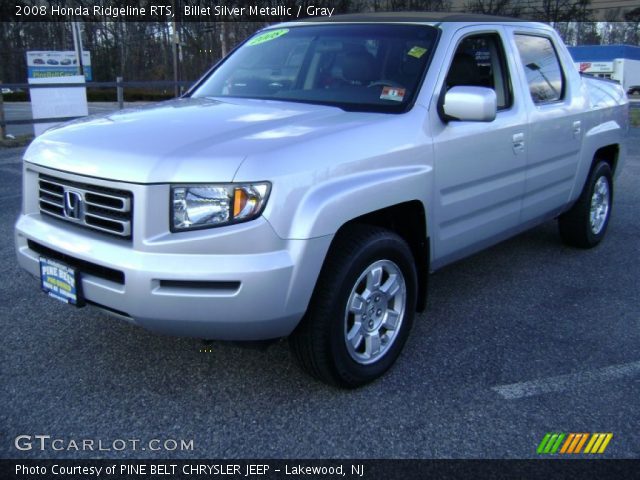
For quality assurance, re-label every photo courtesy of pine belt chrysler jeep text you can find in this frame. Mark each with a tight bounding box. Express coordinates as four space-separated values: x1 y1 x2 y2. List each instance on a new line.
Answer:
15 13 629 387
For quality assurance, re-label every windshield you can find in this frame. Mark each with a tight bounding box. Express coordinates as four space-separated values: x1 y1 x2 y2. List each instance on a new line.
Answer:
191 24 439 113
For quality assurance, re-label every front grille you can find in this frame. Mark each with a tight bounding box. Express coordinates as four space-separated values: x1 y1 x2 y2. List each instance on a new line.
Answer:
28 240 125 285
38 174 133 238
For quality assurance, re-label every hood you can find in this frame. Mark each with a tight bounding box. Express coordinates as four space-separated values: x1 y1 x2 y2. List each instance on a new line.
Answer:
24 97 379 183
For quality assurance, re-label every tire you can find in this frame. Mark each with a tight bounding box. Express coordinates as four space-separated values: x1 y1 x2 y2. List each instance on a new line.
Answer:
289 224 417 388
558 161 613 248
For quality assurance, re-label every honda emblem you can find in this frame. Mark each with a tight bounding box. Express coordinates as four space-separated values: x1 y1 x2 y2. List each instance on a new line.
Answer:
63 190 83 219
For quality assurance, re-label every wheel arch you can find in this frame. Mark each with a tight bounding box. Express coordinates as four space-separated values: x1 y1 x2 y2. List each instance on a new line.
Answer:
570 142 621 208
593 144 619 176
320 201 430 313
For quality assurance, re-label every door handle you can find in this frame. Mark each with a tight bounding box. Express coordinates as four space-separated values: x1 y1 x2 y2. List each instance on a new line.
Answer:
512 132 525 154
573 121 581 138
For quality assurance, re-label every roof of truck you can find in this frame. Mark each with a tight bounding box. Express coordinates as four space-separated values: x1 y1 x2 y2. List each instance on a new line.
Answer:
274 12 549 31
298 12 523 23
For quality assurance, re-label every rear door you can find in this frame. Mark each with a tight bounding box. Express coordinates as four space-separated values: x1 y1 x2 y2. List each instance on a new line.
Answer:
508 28 584 223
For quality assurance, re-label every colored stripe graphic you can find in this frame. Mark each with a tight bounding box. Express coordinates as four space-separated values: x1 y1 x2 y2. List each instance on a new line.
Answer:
537 433 552 454
560 433 575 454
591 434 606 453
584 434 599 453
566 433 583 453
550 434 565 453
598 433 613 453
544 434 559 453
585 433 613 454
539 433 612 454
537 433 566 454
574 433 589 453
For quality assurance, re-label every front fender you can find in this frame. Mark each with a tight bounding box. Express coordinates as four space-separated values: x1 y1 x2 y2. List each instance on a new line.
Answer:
281 165 432 240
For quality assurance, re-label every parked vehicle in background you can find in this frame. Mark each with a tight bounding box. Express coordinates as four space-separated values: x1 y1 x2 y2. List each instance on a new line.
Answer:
628 85 640 95
612 58 640 92
570 45 640 93
15 14 628 387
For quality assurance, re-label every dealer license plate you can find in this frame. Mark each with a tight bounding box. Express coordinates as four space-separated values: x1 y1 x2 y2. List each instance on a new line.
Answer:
39 257 82 306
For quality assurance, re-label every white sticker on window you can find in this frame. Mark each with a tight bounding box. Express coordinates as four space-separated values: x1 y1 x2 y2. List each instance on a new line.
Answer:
380 86 406 102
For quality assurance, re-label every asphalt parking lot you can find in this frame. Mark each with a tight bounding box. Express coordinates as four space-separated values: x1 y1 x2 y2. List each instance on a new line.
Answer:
1 128 639 459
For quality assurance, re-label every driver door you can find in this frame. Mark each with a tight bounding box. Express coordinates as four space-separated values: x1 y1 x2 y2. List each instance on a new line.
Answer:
430 28 527 266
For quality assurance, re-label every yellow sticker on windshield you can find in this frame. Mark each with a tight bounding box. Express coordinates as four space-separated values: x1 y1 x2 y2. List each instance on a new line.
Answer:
247 29 289 46
407 46 428 59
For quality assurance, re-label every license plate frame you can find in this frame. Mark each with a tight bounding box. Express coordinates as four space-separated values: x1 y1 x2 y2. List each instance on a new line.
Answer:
39 257 84 307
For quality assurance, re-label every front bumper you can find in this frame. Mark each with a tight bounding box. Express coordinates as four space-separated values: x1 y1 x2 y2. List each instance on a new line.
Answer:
15 166 332 340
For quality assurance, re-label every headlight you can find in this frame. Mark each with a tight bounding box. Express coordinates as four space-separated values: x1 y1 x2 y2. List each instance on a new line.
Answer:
172 183 270 231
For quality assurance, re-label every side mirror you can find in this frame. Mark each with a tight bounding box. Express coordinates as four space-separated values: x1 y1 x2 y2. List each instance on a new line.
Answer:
442 86 497 122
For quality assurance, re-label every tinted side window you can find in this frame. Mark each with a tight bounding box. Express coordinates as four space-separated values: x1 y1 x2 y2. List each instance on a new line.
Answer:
514 35 564 104
445 33 513 110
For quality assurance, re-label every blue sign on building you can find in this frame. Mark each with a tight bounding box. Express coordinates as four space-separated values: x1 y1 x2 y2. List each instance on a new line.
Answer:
568 45 640 62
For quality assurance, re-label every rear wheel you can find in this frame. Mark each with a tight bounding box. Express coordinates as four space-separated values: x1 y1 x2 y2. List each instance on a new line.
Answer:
558 161 613 248
289 225 417 388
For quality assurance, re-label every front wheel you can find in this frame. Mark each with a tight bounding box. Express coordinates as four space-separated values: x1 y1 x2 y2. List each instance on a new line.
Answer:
289 225 417 388
558 161 613 248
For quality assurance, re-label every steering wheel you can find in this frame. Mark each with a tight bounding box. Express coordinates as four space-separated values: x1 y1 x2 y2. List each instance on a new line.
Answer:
367 80 406 89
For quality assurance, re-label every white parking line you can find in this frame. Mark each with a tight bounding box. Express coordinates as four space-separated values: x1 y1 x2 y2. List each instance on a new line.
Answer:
493 361 640 400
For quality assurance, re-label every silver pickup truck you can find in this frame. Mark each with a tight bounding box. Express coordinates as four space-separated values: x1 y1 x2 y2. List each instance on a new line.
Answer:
15 14 628 387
